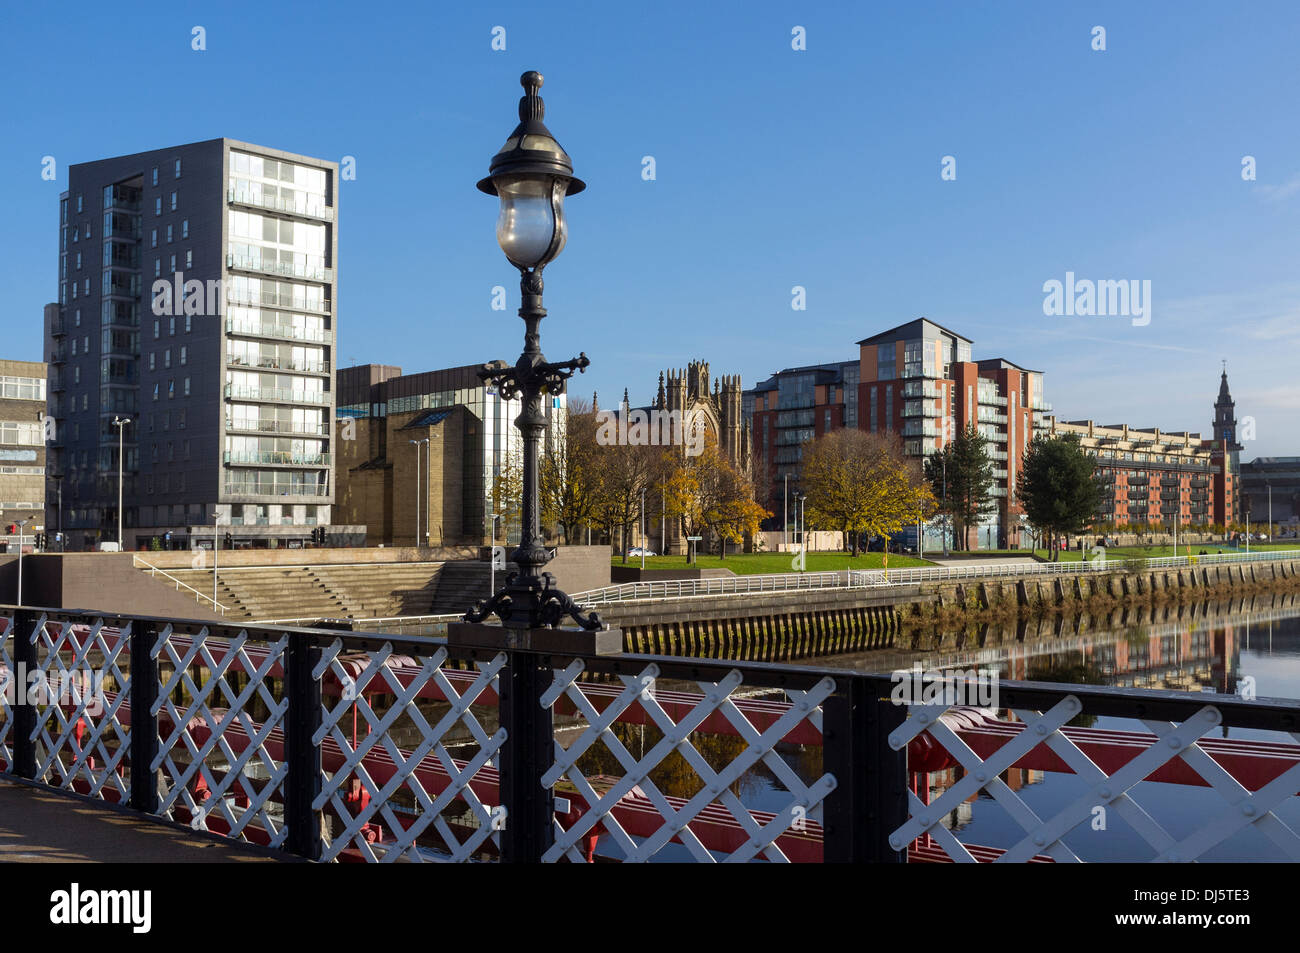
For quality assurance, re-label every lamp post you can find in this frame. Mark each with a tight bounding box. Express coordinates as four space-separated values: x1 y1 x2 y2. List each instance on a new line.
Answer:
112 416 130 547
465 71 601 631
640 487 646 571
16 518 30 606
212 512 221 609
410 437 429 548
490 511 503 595
941 452 949 557
784 473 789 550
794 491 806 569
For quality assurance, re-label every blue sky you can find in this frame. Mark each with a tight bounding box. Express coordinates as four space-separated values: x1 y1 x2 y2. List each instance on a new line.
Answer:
5 0 1300 456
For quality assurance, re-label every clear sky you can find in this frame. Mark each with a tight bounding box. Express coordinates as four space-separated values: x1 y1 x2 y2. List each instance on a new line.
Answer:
5 0 1300 456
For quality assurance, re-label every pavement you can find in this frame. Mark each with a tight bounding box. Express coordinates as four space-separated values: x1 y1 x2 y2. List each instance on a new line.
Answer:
923 555 1041 566
0 780 290 863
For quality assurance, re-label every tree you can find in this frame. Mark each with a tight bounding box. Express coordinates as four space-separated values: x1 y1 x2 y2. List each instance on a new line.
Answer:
1016 433 1106 560
800 430 933 555
540 398 604 543
925 424 995 551
595 440 658 563
662 434 768 561
489 442 523 542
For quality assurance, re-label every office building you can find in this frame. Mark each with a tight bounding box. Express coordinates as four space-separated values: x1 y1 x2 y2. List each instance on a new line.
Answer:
334 363 566 547
47 139 339 550
0 357 48 550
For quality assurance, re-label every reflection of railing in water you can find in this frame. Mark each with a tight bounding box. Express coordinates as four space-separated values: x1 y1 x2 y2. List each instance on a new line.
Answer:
4 606 1300 863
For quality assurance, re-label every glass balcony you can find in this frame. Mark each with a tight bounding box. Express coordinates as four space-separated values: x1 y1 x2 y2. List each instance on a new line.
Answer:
225 419 329 436
226 354 330 374
227 252 332 284
224 450 331 466
225 290 331 315
224 384 328 404
227 188 334 222
223 481 330 499
226 317 327 344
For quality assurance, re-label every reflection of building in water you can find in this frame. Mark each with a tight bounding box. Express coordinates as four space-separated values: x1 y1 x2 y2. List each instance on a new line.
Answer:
920 765 1046 836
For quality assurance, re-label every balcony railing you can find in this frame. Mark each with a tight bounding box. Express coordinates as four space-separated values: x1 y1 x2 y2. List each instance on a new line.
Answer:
225 419 329 436
6 606 1298 863
224 384 328 404
227 252 333 284
224 450 331 466
226 355 330 374
225 290 331 315
227 187 335 221
226 318 327 343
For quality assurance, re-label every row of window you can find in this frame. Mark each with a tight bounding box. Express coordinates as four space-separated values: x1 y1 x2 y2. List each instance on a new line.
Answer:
150 220 190 246
151 378 192 400
147 347 188 370
0 376 46 401
0 421 43 446
152 251 194 276
150 159 182 186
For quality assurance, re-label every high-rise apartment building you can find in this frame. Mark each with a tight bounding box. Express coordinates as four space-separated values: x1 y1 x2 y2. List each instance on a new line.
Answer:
47 139 338 550
748 319 1047 547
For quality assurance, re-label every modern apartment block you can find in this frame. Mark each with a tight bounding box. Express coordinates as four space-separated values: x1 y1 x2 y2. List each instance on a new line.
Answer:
0 358 48 551
333 363 566 547
748 319 1047 547
47 139 340 550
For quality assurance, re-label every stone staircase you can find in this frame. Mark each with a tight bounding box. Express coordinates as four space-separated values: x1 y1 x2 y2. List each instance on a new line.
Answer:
163 562 451 622
430 561 515 615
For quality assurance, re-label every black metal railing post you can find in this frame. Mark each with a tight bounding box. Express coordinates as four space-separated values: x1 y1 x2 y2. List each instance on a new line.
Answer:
11 608 39 780
284 631 322 861
129 619 160 814
822 676 908 862
498 648 554 863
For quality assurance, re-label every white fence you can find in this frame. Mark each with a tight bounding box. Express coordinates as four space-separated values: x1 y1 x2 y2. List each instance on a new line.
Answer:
570 548 1300 607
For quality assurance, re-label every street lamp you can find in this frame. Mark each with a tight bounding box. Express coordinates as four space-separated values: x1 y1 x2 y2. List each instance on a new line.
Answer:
410 437 429 548
465 71 601 630
112 416 130 547
212 511 221 610
640 487 646 571
793 491 806 569
16 518 30 606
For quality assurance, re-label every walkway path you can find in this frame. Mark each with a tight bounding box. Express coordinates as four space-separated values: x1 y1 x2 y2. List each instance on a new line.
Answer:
0 780 291 863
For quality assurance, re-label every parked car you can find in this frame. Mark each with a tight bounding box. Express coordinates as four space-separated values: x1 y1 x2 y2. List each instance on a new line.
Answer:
627 547 657 557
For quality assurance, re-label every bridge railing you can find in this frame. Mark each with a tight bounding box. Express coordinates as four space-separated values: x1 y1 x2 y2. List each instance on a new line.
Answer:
2 605 1299 863
572 548 1300 605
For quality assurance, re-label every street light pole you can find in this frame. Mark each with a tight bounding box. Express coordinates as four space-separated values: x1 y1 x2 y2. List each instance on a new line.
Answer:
784 473 789 550
112 416 130 547
490 511 503 594
465 71 601 631
212 512 220 609
640 487 646 571
409 438 427 549
941 453 949 557
16 518 30 606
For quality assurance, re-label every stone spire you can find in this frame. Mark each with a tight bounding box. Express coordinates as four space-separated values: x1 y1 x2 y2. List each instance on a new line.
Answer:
656 371 666 409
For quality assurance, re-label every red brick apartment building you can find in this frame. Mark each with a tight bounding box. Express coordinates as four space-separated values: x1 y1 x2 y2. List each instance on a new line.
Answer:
746 318 1238 548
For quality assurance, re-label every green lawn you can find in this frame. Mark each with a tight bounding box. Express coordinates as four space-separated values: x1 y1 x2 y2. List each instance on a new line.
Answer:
611 551 933 574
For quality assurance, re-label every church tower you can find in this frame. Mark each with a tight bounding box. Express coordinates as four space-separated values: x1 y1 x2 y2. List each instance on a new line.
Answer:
1213 364 1238 447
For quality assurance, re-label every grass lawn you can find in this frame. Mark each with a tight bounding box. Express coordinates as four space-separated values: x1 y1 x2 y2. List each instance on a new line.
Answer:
611 551 933 574
1031 543 1300 562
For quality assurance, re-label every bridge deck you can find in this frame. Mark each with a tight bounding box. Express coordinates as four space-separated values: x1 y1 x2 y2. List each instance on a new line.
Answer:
0 781 291 863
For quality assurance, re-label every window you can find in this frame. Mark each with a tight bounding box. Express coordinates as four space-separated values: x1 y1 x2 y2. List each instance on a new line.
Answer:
76 194 83 213
153 319 160 339
184 314 192 333
152 167 159 186
169 316 175 336
151 228 158 248
75 252 81 270
74 367 80 384
81 394 88 411
152 383 159 402
168 380 174 399
169 191 177 211
70 338 77 357
162 412 169 431
182 219 189 239
183 377 191 396
74 309 81 328
154 259 161 278
72 227 78 243
149 353 155 371
180 346 187 365
164 348 171 368
167 442 174 462
185 250 192 269
166 224 172 243
84 221 92 239
174 158 181 178
169 254 176 273
155 197 162 216
83 335 88 352
178 410 186 430
183 439 190 459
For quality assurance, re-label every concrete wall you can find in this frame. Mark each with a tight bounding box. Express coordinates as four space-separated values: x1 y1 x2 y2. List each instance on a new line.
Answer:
0 553 224 620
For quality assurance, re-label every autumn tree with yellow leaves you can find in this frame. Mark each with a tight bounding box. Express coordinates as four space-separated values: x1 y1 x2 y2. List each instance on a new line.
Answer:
799 430 934 555
662 433 769 561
